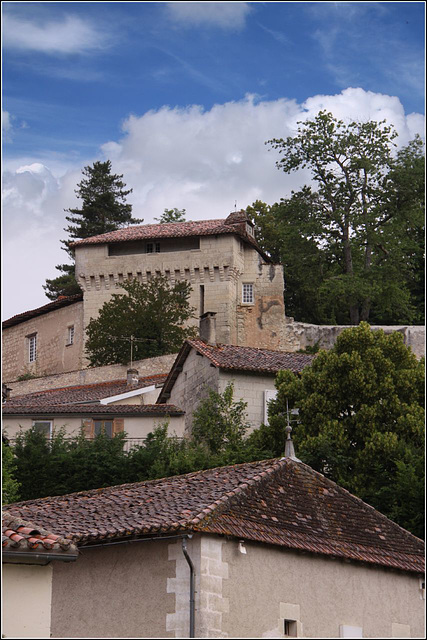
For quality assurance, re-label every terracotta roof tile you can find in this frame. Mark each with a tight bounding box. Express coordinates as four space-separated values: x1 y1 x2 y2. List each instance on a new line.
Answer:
69 215 267 258
4 458 423 573
187 340 314 373
6 374 168 407
2 294 83 329
2 511 78 558
2 402 184 417
158 341 314 403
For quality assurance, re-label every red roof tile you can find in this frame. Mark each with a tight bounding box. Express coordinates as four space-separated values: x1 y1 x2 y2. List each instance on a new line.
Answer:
2 294 83 329
158 340 314 403
6 374 168 407
69 214 267 258
2 511 78 558
4 458 423 573
2 403 184 417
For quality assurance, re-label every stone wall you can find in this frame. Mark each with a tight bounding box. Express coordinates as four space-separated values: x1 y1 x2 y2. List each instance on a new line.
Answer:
219 370 276 431
283 320 425 358
2 302 84 382
6 353 177 397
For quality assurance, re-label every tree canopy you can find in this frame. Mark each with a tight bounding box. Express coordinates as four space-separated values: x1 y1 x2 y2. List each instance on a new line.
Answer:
85 275 196 366
261 113 424 325
265 323 425 538
154 208 187 224
44 160 141 300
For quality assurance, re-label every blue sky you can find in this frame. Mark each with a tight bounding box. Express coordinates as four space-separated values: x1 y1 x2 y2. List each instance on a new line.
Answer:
2 1 425 318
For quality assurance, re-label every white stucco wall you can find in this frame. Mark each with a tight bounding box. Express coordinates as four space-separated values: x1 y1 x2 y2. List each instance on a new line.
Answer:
2 563 53 638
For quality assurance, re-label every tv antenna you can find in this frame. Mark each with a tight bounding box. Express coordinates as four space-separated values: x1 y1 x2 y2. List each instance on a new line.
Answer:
106 334 157 368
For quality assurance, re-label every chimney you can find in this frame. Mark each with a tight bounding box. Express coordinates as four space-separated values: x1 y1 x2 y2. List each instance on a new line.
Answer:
127 369 139 387
200 312 217 346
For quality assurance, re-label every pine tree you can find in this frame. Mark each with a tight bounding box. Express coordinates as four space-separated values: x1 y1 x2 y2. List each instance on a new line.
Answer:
43 160 141 300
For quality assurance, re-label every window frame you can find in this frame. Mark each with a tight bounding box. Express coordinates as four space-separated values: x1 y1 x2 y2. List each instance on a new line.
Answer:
94 419 114 438
66 325 75 346
242 283 254 305
32 419 53 438
28 333 37 363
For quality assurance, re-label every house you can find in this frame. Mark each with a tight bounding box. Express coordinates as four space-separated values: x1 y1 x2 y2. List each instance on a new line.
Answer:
2 293 84 381
157 320 315 432
2 371 185 442
3 451 424 638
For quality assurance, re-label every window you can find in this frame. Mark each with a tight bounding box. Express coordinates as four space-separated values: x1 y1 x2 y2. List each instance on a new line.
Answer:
146 242 160 253
246 222 255 237
32 420 52 438
284 620 297 637
28 334 37 363
67 326 74 345
242 283 254 304
339 626 363 638
94 420 113 437
264 389 277 425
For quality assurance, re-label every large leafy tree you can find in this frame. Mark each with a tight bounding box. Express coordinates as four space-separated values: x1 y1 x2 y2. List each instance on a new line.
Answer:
154 208 186 224
265 323 425 537
85 275 196 366
44 160 141 300
266 112 424 324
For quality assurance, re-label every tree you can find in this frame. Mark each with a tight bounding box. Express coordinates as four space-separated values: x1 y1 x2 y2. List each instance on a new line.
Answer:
44 160 141 300
191 383 251 454
85 275 196 366
154 208 186 224
265 323 425 537
267 112 423 324
2 443 20 504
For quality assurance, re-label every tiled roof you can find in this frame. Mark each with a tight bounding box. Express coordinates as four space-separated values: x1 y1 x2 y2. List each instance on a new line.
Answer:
6 374 168 407
187 340 315 373
2 511 78 559
69 214 266 258
3 403 184 417
2 294 83 329
158 340 314 403
4 458 424 573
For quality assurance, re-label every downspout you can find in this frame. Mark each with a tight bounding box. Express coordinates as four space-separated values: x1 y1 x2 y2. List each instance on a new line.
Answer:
182 536 195 639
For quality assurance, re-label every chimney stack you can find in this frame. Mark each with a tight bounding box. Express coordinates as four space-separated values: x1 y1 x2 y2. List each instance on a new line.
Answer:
200 312 217 346
127 369 139 387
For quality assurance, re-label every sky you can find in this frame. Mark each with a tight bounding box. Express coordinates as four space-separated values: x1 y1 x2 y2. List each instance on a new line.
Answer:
2 1 425 319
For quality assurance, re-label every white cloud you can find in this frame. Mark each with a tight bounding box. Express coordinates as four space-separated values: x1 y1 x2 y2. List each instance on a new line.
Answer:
2 88 424 319
3 14 108 54
165 2 251 30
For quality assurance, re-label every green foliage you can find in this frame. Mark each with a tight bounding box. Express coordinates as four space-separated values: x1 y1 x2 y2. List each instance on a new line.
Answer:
191 383 251 454
44 160 140 300
43 264 81 301
85 275 196 366
16 372 37 381
154 208 186 223
261 113 424 324
266 323 425 537
2 444 21 504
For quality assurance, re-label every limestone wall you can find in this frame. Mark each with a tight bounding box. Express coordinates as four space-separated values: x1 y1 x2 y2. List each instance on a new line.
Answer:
168 347 219 433
2 302 84 382
221 538 424 638
219 370 276 431
283 320 425 358
6 353 176 397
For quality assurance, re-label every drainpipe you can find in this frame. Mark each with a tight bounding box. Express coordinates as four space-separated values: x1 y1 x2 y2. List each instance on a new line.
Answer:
182 536 195 638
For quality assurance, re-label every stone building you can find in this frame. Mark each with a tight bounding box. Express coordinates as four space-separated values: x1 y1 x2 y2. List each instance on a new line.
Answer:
3 212 287 381
3 455 424 638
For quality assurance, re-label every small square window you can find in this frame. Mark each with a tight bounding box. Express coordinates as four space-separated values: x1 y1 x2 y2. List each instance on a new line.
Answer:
67 326 75 345
242 283 254 304
32 420 52 438
284 620 297 637
28 334 37 363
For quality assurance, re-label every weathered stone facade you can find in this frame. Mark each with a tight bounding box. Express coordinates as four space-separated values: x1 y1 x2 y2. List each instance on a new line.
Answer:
2 300 84 382
73 216 287 364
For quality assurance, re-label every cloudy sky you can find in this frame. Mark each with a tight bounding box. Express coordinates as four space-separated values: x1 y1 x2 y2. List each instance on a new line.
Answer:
2 1 425 319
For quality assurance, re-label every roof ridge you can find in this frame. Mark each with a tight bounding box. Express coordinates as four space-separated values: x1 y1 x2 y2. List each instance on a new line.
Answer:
189 459 288 527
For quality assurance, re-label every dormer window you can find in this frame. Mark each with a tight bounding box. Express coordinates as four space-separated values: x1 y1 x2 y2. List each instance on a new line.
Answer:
246 222 255 237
